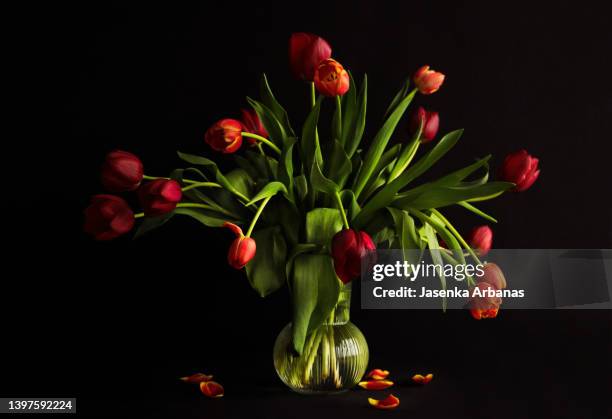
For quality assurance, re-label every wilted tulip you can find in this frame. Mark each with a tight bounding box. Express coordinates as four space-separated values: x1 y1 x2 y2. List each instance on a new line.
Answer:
468 225 493 256
224 222 256 269
413 65 445 95
84 194 134 240
138 179 182 216
314 58 350 97
481 262 507 291
409 106 440 143
240 109 268 146
469 281 502 320
205 119 244 153
331 229 376 284
499 150 540 192
289 32 332 81
101 150 144 192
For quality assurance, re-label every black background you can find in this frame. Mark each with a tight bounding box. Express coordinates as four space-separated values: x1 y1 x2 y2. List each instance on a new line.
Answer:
2 1 611 418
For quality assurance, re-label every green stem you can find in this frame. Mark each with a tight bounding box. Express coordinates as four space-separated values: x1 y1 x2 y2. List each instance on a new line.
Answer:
245 196 272 237
143 174 197 185
334 191 350 229
257 143 274 179
176 203 216 211
430 209 483 265
309 82 316 108
134 212 144 219
241 132 281 155
181 182 222 192
334 95 342 140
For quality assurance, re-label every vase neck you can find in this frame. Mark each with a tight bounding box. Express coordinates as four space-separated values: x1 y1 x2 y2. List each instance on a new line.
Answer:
324 283 351 325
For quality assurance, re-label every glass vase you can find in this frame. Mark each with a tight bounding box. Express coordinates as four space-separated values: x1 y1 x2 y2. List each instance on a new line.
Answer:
273 284 369 394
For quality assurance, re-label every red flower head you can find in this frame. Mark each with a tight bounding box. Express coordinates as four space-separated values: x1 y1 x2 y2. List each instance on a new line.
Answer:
240 109 269 146
289 32 332 81
409 106 440 143
413 65 445 95
84 194 134 240
138 179 182 216
101 150 144 192
314 58 350 97
499 150 540 192
224 222 256 269
205 119 243 153
468 225 493 256
469 263 507 320
331 229 376 284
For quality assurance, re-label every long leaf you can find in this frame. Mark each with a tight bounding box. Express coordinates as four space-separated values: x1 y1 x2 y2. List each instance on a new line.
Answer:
246 97 286 146
305 208 343 246
345 74 368 158
174 207 233 227
394 182 514 210
245 226 287 298
246 181 287 206
260 73 295 138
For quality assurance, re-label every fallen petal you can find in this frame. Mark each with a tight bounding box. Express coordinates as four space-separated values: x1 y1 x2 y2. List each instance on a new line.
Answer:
366 369 390 380
368 394 400 410
200 381 224 398
358 380 394 390
180 373 213 383
412 373 433 384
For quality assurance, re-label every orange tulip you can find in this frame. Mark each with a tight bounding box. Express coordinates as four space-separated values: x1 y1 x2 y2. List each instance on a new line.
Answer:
224 222 256 269
314 58 350 97
413 65 445 95
205 118 243 153
368 394 400 410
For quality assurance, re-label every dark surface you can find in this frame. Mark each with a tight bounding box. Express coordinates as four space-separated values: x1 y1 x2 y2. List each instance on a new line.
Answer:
2 1 612 418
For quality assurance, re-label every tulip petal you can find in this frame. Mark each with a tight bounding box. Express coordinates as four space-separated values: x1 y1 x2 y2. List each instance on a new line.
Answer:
180 373 213 383
200 381 224 398
368 394 400 410
223 222 244 238
411 373 433 384
366 369 390 380
358 380 394 390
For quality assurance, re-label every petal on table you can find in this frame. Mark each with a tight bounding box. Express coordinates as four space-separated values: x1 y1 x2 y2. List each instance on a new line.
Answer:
359 380 394 390
200 381 225 398
180 373 213 383
368 394 400 410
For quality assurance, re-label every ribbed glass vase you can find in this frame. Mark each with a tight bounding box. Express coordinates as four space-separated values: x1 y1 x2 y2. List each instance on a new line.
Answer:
273 284 369 394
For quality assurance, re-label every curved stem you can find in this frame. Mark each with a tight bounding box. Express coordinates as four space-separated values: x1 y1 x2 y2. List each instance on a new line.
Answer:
245 196 272 237
430 209 482 265
181 181 222 192
334 191 350 229
309 82 316 108
176 202 216 211
335 95 342 140
241 132 281 155
257 143 274 179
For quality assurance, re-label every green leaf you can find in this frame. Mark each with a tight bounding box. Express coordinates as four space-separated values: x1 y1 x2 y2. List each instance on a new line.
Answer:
353 129 463 229
345 74 368 158
305 208 343 246
278 138 296 196
294 174 308 202
383 77 411 120
226 169 254 199
260 73 295 138
353 88 416 199
311 159 339 195
246 97 286 146
174 207 233 227
339 71 358 147
301 96 324 174
234 155 260 182
422 222 448 311
246 181 287 206
133 212 174 239
458 201 498 223
244 150 278 181
339 189 361 221
394 182 514 210
285 243 319 281
325 139 352 187
291 254 340 354
245 226 287 298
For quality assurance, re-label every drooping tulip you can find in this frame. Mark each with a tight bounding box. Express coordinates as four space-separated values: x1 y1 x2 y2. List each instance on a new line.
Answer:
499 150 540 192
289 32 332 81
240 109 269 146
413 65 445 95
409 106 440 143
468 225 493 256
84 194 134 240
331 229 376 284
205 119 244 153
314 58 350 97
101 150 144 192
469 264 507 320
138 179 182 216
224 222 256 269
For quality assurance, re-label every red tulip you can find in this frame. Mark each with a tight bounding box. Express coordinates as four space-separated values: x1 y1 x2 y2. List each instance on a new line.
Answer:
499 150 540 192
469 263 507 320
314 59 350 97
409 106 440 143
224 222 256 269
468 225 493 256
138 179 182 216
289 32 332 81
84 195 134 240
101 150 144 192
240 109 268 146
480 262 507 291
413 65 445 95
205 119 243 153
331 229 376 284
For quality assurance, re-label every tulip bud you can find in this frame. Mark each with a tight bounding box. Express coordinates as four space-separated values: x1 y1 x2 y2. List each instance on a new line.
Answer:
224 222 256 269
240 109 269 146
413 65 445 95
289 32 332 81
468 225 493 256
84 194 134 240
101 150 144 192
331 229 376 284
138 179 182 216
314 58 350 97
499 150 540 192
409 106 440 143
205 119 244 153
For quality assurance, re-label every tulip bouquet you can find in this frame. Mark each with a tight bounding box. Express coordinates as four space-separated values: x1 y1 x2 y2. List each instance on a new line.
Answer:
85 32 540 391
